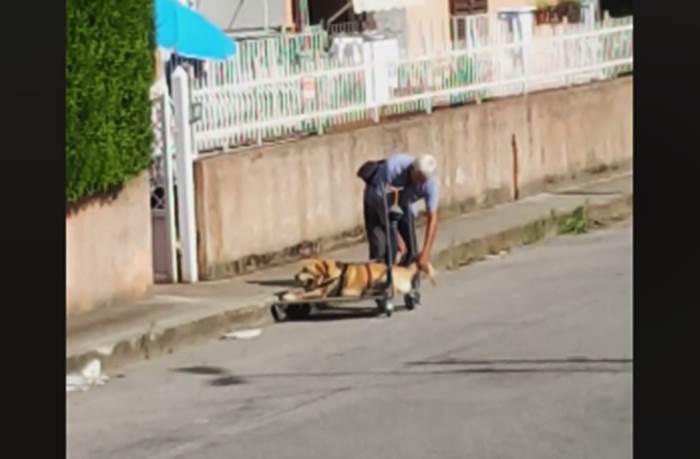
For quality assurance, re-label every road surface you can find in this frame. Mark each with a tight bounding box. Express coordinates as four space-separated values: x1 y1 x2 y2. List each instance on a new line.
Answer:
68 222 632 459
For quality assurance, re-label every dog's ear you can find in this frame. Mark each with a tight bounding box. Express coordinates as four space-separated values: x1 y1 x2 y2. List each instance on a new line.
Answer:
298 258 317 273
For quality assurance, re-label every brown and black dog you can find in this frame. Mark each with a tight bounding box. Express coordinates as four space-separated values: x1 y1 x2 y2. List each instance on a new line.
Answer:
279 257 436 302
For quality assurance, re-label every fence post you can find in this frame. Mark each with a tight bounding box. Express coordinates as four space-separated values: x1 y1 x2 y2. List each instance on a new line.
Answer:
162 95 179 283
562 18 572 87
522 41 529 94
256 88 264 145
172 67 199 283
363 42 379 123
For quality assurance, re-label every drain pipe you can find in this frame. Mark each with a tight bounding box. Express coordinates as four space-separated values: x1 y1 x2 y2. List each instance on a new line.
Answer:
511 133 520 201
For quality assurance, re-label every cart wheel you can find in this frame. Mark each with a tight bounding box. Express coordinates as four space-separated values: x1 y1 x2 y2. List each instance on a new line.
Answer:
271 304 288 322
287 303 312 320
404 294 416 311
375 299 385 314
385 301 394 317
376 299 394 317
404 291 420 311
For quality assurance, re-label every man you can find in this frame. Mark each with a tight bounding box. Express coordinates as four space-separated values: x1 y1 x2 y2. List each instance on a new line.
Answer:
358 153 439 275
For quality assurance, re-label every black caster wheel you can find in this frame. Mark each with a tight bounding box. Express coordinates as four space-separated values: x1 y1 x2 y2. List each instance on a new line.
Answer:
271 304 288 322
386 302 394 317
287 303 312 320
404 291 421 310
404 295 416 311
376 299 394 317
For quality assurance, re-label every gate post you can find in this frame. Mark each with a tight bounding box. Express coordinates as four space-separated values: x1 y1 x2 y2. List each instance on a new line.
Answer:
161 94 179 283
172 67 199 283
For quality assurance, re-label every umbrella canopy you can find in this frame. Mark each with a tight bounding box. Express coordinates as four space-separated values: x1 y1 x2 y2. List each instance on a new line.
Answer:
155 0 237 60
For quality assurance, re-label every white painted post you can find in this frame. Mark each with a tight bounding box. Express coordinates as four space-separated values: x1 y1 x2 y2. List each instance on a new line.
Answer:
162 96 179 283
172 67 199 283
521 12 534 94
264 0 269 32
522 41 529 95
363 41 379 123
563 17 572 87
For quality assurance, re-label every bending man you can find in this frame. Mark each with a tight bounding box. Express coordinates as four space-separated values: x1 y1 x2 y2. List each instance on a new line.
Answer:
358 153 439 274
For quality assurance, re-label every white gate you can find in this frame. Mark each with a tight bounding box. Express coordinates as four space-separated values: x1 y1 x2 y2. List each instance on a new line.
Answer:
150 93 179 283
149 68 200 285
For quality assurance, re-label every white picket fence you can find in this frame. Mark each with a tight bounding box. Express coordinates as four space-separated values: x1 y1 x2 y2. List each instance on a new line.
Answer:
189 17 632 153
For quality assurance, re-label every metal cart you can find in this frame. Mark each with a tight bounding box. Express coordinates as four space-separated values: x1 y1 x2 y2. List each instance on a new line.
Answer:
271 191 419 321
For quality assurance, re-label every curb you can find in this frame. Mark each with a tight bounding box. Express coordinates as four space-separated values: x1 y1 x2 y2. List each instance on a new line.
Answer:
67 193 632 374
67 305 273 374
434 194 633 271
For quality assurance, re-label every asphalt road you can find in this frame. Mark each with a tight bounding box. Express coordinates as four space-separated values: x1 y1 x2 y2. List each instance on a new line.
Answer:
67 221 632 459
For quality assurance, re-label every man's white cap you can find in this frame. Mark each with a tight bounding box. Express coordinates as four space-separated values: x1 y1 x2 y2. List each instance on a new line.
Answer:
414 154 437 178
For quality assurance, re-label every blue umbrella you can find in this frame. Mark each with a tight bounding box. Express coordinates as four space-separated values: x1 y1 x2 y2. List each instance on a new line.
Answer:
155 0 237 60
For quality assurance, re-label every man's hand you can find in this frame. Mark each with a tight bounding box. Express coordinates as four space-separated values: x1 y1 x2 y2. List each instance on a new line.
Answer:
416 250 430 272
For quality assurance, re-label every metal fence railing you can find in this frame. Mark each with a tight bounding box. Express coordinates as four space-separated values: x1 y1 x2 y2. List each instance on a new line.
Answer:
189 18 632 153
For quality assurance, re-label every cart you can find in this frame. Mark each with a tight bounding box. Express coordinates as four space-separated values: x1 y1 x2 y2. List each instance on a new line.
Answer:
271 191 419 322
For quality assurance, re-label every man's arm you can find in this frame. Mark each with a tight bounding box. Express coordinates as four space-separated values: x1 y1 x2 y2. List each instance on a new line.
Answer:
418 211 438 269
418 180 439 269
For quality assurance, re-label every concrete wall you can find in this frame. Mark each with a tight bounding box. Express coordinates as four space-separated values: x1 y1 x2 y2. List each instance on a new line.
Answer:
66 171 153 315
195 77 632 279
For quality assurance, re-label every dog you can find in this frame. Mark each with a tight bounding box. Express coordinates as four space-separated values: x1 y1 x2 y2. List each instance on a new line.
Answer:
280 257 436 302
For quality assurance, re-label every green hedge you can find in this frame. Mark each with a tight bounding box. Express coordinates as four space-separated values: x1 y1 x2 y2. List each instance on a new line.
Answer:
66 0 155 203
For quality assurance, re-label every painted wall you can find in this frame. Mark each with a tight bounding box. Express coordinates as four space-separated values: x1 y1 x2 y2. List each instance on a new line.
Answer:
66 171 153 315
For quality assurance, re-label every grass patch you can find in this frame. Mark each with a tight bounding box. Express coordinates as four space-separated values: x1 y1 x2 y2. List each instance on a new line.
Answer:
559 206 589 235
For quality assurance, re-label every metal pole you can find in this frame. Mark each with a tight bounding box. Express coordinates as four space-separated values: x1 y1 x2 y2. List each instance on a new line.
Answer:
264 0 269 32
172 67 199 283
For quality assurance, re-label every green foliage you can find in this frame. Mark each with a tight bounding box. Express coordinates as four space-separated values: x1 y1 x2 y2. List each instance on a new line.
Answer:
66 0 155 202
601 0 633 17
559 206 589 235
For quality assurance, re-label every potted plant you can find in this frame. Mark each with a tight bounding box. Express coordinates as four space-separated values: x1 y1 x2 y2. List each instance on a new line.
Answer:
556 0 582 24
535 0 552 25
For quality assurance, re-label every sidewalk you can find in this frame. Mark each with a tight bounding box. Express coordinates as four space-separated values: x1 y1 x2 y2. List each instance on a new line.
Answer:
67 172 632 373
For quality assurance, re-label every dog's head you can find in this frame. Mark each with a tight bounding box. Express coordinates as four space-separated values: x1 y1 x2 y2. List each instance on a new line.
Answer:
294 258 343 289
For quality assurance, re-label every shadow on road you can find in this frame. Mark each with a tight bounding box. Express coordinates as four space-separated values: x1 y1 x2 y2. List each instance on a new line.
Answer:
282 306 412 322
405 357 633 366
292 310 385 322
173 366 229 375
173 366 248 386
171 358 632 389
549 190 624 196
246 279 299 288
